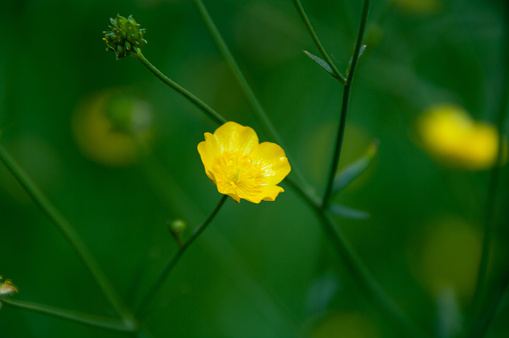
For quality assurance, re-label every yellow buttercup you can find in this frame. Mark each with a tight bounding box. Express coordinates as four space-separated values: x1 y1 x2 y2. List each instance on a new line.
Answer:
198 122 291 203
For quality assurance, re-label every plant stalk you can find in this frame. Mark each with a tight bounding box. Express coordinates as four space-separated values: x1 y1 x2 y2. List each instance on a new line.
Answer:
0 146 136 329
321 0 370 209
292 0 347 85
0 298 133 332
134 50 227 125
136 195 228 318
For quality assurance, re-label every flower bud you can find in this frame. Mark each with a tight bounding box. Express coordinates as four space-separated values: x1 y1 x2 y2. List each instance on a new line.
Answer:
103 14 147 59
170 219 187 234
168 219 187 247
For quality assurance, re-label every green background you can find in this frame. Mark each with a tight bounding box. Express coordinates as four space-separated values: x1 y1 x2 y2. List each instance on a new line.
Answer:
1 0 508 337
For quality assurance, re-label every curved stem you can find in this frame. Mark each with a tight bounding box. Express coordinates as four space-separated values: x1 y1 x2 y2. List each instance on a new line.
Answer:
0 145 136 329
470 0 509 324
467 270 509 338
292 0 347 85
134 50 227 125
321 0 370 209
0 298 133 332
136 195 228 318
190 0 280 144
283 179 429 337
318 211 429 337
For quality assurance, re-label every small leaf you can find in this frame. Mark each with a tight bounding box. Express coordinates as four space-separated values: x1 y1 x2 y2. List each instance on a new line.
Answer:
332 140 379 195
346 44 367 76
358 44 367 58
303 50 337 79
329 204 370 220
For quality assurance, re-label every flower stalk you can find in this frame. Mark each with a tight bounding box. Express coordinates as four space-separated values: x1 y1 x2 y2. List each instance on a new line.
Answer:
133 50 227 126
292 0 347 85
0 145 136 329
0 298 134 332
136 195 228 318
321 0 371 209
470 0 509 328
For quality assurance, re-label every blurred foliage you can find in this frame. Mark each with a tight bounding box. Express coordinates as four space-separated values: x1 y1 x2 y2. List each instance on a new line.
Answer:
1 0 508 337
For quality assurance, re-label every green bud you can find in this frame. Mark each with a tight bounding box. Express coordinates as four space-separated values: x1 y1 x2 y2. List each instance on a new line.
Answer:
103 14 147 60
170 219 187 234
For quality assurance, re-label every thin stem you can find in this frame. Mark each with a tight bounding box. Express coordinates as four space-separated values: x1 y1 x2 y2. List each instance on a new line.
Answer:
0 145 136 329
321 0 370 209
282 179 429 337
467 270 509 338
470 0 509 323
190 0 280 144
316 211 429 337
136 195 228 318
189 0 311 190
292 0 347 85
134 50 227 125
0 298 133 332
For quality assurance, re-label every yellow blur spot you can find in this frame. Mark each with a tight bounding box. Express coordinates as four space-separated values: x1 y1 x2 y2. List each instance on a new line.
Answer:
72 89 153 167
419 218 481 300
418 104 503 170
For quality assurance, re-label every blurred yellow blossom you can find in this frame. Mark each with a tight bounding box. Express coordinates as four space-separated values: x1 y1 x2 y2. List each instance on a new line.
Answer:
417 218 481 300
0 277 18 296
198 121 291 203
72 89 153 167
418 104 504 170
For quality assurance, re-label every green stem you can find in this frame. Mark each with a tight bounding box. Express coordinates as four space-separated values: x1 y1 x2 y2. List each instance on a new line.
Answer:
292 0 347 85
318 211 429 337
136 195 228 318
134 50 227 125
467 271 509 338
0 298 133 332
282 179 429 337
190 0 280 144
321 0 370 209
470 0 509 324
0 146 136 329
189 0 311 190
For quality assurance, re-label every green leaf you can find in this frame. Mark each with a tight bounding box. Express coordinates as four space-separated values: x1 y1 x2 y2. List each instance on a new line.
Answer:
332 140 379 195
329 203 369 219
303 50 338 79
346 44 367 76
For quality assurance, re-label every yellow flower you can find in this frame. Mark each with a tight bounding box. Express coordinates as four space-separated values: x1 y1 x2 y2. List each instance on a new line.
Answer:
72 89 153 167
418 104 503 170
198 122 291 203
0 277 18 296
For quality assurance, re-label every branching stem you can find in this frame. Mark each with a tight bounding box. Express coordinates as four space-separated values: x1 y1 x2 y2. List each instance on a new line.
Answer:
0 145 136 329
136 195 228 318
321 0 370 209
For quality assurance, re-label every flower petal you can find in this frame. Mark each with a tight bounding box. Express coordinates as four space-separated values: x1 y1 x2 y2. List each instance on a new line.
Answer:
197 132 220 181
214 121 259 154
239 185 284 204
251 142 291 185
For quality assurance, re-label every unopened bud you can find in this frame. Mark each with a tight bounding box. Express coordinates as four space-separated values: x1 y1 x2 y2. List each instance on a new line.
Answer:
103 14 147 60
170 219 187 234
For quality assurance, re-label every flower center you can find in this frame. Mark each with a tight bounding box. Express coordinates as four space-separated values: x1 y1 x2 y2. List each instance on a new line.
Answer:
212 151 265 195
